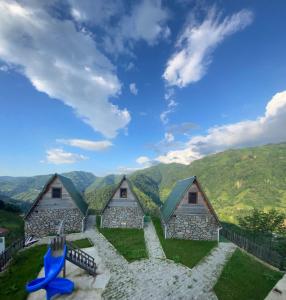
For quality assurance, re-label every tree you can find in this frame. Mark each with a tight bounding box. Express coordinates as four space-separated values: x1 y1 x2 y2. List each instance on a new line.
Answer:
238 208 286 235
0 199 5 210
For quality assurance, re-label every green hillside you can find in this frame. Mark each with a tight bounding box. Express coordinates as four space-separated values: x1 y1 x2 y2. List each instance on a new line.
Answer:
187 143 286 222
85 175 160 214
0 209 24 246
0 143 285 222
86 174 121 192
86 143 286 222
0 171 96 206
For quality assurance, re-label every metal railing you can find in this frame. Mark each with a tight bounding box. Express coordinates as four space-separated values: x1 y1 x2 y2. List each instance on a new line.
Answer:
0 238 25 272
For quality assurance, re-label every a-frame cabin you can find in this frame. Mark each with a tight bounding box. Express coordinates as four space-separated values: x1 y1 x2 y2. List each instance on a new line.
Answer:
24 174 88 238
100 175 144 228
160 176 220 240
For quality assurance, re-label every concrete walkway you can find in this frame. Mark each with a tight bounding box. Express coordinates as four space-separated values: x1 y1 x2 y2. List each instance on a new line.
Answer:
265 274 286 300
144 221 166 259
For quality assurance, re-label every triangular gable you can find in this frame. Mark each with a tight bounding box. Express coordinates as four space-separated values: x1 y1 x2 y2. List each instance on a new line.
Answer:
24 174 88 219
161 176 219 224
101 175 144 213
57 174 88 215
161 176 195 222
194 179 219 224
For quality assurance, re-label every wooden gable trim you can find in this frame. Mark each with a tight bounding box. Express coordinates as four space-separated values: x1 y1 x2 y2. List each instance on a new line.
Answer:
24 174 58 220
194 179 220 224
125 178 145 213
101 175 144 214
101 176 125 214
166 177 220 224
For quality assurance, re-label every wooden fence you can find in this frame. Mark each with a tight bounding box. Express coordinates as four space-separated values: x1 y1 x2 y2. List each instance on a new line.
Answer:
0 238 25 272
221 227 285 270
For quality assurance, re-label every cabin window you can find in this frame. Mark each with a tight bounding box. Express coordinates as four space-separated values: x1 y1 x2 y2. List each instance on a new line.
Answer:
52 187 62 198
188 192 197 204
120 188 127 198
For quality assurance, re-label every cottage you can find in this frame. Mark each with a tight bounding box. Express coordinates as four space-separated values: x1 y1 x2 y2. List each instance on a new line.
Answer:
0 228 8 253
161 176 220 241
24 174 88 238
100 176 144 228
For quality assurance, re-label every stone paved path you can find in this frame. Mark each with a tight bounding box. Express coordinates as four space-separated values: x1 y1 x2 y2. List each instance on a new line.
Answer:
84 217 236 300
32 217 236 300
144 221 166 259
129 242 236 300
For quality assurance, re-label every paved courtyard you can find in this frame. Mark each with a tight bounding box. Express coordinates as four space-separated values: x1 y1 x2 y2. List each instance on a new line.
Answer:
29 217 236 300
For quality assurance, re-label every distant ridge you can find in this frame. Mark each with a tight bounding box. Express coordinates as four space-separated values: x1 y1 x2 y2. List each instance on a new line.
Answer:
1 143 286 221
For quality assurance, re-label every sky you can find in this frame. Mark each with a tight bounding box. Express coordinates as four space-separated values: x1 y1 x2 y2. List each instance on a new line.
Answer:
0 0 286 176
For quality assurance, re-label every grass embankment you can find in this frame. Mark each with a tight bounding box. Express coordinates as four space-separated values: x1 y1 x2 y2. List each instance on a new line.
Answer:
0 245 47 300
152 217 217 268
98 220 147 262
214 249 283 300
71 238 93 248
0 209 24 246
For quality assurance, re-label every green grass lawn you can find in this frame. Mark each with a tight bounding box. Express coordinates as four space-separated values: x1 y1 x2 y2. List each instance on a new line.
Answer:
0 209 24 246
214 249 283 300
152 217 217 268
71 238 93 248
99 227 147 262
0 245 47 300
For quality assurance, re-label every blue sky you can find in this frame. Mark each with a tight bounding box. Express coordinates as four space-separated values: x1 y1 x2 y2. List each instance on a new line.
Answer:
0 0 286 176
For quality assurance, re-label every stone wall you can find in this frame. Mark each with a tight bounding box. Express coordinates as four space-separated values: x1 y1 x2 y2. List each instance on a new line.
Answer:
25 208 83 237
101 207 144 229
164 214 218 240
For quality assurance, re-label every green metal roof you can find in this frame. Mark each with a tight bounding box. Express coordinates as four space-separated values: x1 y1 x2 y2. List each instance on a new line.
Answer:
57 174 88 215
25 173 88 219
161 176 196 222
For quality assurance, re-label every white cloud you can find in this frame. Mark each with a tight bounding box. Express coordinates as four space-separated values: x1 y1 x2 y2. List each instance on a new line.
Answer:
129 83 138 95
69 0 123 26
167 122 197 135
160 88 178 124
136 156 158 169
164 132 174 142
126 62 135 71
163 7 253 87
156 91 286 164
0 1 130 138
46 148 88 164
0 64 9 72
57 139 112 151
118 0 170 45
117 166 141 174
136 156 151 165
75 0 170 54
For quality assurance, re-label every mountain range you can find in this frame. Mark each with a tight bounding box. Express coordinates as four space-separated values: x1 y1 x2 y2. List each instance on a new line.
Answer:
0 143 286 223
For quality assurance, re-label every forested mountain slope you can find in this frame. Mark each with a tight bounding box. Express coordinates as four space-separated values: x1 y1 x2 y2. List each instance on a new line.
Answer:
0 171 96 204
0 143 285 222
86 143 286 222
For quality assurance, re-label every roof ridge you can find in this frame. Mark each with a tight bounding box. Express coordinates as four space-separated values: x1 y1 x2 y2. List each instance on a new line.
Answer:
178 175 196 182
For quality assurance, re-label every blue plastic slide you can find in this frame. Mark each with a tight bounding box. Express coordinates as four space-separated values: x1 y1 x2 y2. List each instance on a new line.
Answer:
26 245 74 300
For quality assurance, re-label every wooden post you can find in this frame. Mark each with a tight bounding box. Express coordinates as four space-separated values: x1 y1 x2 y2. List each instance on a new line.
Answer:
63 257 66 278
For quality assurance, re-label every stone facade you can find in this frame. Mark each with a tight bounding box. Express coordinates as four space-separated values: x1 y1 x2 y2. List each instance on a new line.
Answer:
101 177 144 229
101 206 144 229
163 214 218 240
25 208 83 237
